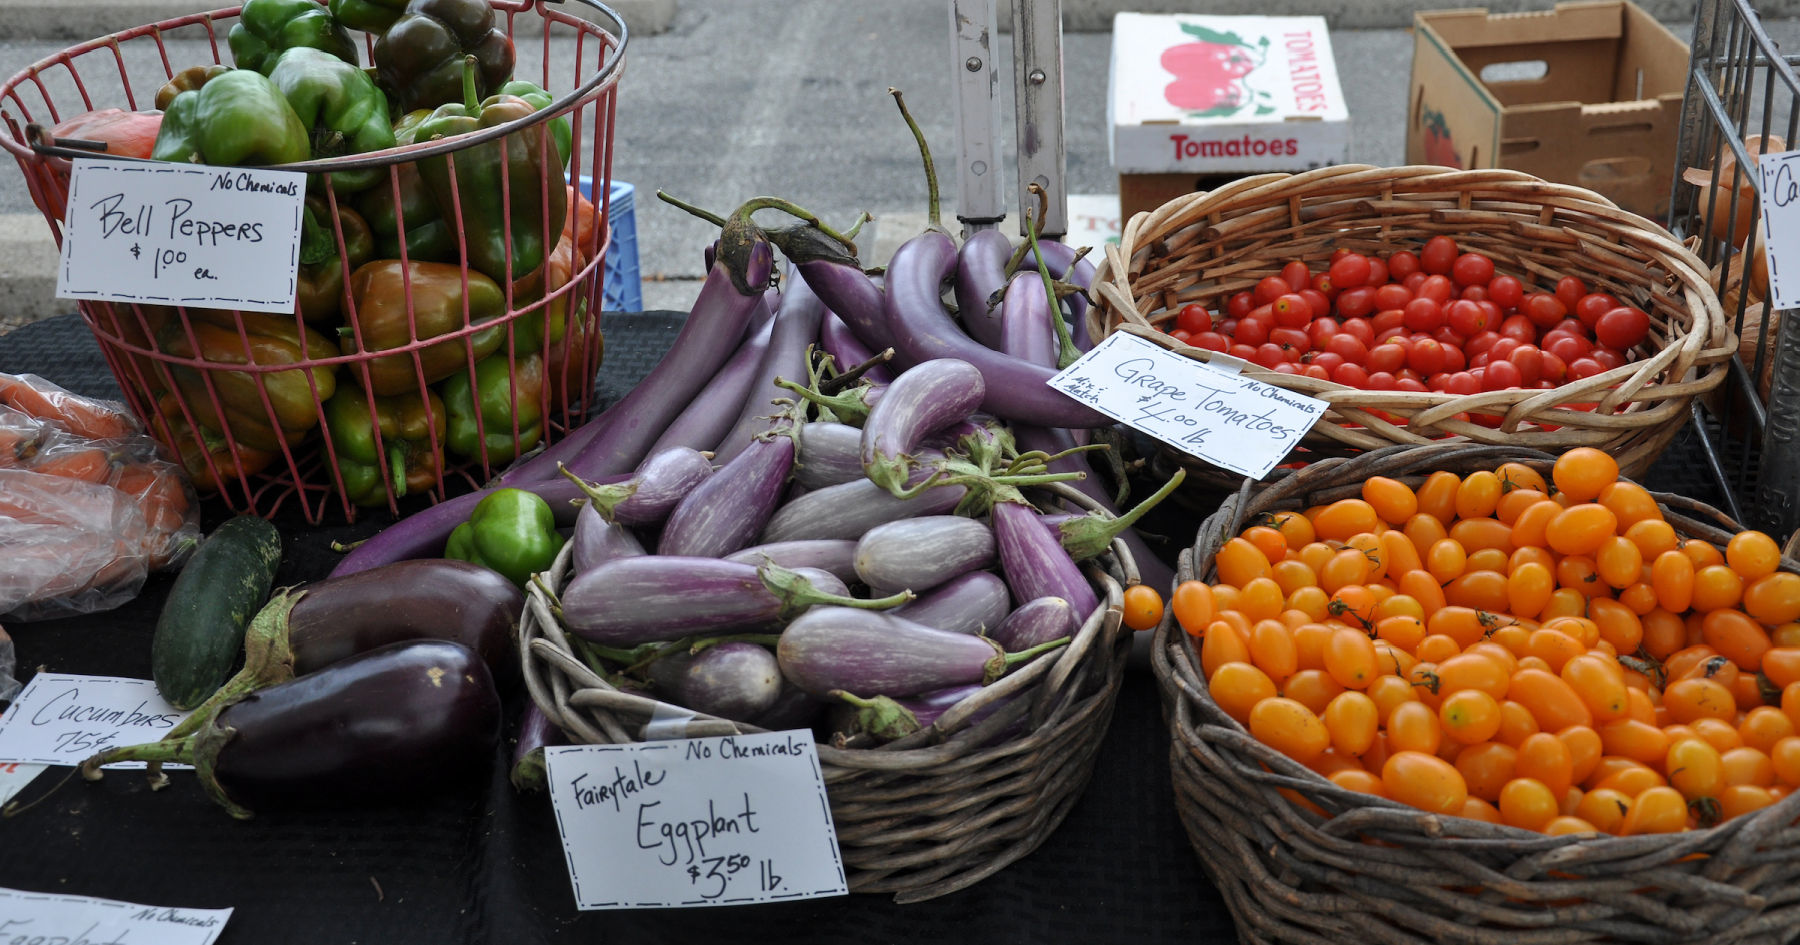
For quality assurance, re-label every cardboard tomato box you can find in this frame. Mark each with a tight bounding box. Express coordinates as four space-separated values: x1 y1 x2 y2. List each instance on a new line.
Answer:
1406 0 1689 219
1108 13 1351 222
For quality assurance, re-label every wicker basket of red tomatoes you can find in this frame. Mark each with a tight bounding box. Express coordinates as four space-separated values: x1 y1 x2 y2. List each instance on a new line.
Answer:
1088 165 1735 485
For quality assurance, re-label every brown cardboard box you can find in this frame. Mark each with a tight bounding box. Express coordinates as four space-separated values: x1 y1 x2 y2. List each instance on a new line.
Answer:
1406 0 1689 220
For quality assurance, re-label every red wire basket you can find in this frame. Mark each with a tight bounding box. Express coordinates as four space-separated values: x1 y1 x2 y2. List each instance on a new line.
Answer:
0 0 627 524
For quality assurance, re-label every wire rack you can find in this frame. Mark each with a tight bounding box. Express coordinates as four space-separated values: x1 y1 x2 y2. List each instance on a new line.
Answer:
1669 0 1800 542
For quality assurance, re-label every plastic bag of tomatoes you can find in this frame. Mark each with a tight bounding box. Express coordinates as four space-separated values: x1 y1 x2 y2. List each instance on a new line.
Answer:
1152 441 1800 943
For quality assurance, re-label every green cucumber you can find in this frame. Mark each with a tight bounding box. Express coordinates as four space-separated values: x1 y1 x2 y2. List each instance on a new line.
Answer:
151 515 284 710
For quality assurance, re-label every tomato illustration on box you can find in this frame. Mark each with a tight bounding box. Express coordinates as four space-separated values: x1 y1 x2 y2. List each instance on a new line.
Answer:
1160 25 1270 117
1419 106 1462 168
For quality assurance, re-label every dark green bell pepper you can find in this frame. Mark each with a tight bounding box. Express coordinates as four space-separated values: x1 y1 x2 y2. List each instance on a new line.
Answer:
229 0 361 75
440 352 544 466
323 385 445 506
353 108 458 262
415 57 569 285
328 0 408 35
444 487 564 586
152 69 311 167
267 46 395 193
494 79 571 168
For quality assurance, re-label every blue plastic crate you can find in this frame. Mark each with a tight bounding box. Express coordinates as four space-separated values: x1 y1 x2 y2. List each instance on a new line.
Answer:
578 177 643 313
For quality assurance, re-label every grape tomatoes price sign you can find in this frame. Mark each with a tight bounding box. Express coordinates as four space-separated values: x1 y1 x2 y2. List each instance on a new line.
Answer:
544 732 847 909
55 158 306 314
1048 329 1326 479
1758 149 1800 312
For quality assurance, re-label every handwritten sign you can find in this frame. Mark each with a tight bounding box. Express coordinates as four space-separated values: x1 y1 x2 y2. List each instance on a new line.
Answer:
1758 149 1800 311
544 733 847 909
1048 330 1326 479
0 675 189 769
0 887 231 945
55 159 306 314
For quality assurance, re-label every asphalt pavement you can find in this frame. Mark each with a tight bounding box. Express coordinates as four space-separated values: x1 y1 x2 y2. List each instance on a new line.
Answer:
0 1 1783 323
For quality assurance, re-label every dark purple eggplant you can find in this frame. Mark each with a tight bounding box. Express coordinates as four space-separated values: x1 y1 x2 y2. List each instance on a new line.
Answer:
818 311 893 386
998 269 1058 369
991 498 1099 616
852 514 995 594
954 227 1014 348
882 230 1110 429
723 539 858 584
328 473 604 577
560 446 714 529
793 422 867 489
890 570 1011 635
657 423 797 557
82 639 501 819
572 502 647 574
776 606 1067 699
510 703 567 792
713 269 827 464
561 558 907 646
757 463 964 543
989 595 1079 652
860 358 985 495
797 258 890 353
645 641 783 723
647 313 775 456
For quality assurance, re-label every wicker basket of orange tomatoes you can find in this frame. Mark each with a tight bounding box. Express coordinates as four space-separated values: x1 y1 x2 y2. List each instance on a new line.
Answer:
1089 165 1736 489
1153 441 1800 944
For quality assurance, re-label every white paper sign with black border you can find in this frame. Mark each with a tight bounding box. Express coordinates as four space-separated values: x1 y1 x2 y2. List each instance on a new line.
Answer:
0 886 232 945
1757 148 1800 312
544 733 847 909
0 674 191 769
55 158 306 314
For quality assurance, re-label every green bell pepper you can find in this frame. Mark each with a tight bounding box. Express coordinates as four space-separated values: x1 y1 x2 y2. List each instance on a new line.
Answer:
267 46 395 194
414 57 568 285
323 385 445 507
440 352 544 466
229 0 361 75
328 0 408 35
494 79 571 168
152 69 312 167
354 108 458 262
444 487 564 586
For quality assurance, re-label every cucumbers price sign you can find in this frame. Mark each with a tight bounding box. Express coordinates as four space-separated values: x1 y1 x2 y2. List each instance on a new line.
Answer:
545 732 847 909
55 159 305 314
1048 329 1326 479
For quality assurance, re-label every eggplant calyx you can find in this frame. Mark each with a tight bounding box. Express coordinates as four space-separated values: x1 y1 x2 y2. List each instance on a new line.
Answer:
976 636 1010 686
717 212 776 297
758 562 912 618
775 376 874 426
1058 467 1186 562
763 221 860 268
558 463 640 521
987 636 1072 685
832 690 922 742
191 717 255 820
161 588 306 744
510 748 549 793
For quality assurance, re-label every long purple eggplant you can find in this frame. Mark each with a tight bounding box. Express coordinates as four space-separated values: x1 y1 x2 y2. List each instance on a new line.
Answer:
890 570 1012 635
817 311 893 386
991 498 1099 616
82 640 501 819
645 641 783 723
882 230 1110 429
852 514 995 594
328 473 604 577
572 503 647 574
797 257 890 353
989 595 1079 652
757 466 964 543
510 703 567 792
713 269 827 464
776 607 1067 699
860 358 985 495
999 269 1059 369
657 424 797 557
561 558 907 646
647 313 775 456
562 446 714 529
954 227 1014 348
723 539 858 584
793 422 867 489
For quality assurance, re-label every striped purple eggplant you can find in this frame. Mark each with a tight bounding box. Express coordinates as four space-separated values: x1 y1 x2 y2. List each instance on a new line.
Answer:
991 498 1099 616
657 424 797 558
817 311 894 386
647 313 776 456
646 641 784 723
572 502 647 574
860 358 985 495
777 606 1067 699
998 269 1058 369
723 539 858 584
953 227 1014 348
793 422 866 489
561 446 715 529
989 595 1079 652
890 570 1011 635
757 462 964 543
713 269 828 464
852 515 995 594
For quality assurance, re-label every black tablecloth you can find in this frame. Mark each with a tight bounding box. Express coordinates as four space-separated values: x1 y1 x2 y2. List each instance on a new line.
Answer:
0 313 1242 945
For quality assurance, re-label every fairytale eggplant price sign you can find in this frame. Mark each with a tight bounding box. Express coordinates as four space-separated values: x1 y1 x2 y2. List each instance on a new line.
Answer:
54 158 306 314
1048 330 1326 479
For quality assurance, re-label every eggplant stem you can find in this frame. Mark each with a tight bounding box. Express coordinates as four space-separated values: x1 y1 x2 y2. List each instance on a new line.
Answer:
842 210 873 240
329 538 367 554
819 348 894 395
1059 468 1186 561
1023 197 1082 369
688 633 782 655
731 197 860 249
162 588 304 743
557 462 638 520
888 88 941 229
774 376 873 426
759 562 913 615
656 190 728 227
529 572 562 610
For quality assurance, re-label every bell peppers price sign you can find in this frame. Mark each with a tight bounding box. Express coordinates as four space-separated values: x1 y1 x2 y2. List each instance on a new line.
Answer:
544 733 848 909
1758 148 1800 311
54 158 306 314
1048 329 1327 480
0 887 232 945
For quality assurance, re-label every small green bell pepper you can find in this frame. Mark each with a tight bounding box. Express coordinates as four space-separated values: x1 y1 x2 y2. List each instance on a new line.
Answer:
440 352 544 466
229 0 361 75
323 385 445 506
494 79 571 168
444 487 564 586
328 0 408 35
297 195 375 323
267 47 396 194
414 57 569 285
152 69 311 167
372 0 514 113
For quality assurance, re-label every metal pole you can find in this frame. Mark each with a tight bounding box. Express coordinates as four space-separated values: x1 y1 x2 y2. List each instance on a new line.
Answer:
950 0 1005 237
1010 0 1067 239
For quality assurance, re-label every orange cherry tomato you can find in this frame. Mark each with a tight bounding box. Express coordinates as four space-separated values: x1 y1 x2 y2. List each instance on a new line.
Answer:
1414 471 1462 527
1173 581 1217 637
1381 750 1469 815
1594 536 1645 589
1663 677 1739 724
1720 746 1776 788
1367 674 1419 720
1498 777 1561 831
1562 654 1629 722
1770 735 1800 787
1551 447 1619 503
1575 787 1633 834
1287 585 1331 623
1682 539 1727 571
1439 688 1503 744
1312 499 1382 543
1546 503 1619 557
1241 524 1291 567
1319 548 1375 594
1494 461 1550 495
1208 661 1278 724
1691 716 1744 753
1200 619 1252 679
1378 530 1424 578
1122 583 1165 631
1619 582 1660 616
1651 551 1696 613
1328 768 1388 797
1555 555 1608 599
1436 652 1511 700
1217 536 1275 587
1516 731 1575 797
1597 480 1662 530
1455 471 1504 521
1510 500 1561 551
1408 661 1445 710
1248 619 1301 681
1625 518 1681 559
1702 609 1773 673
1388 700 1443 755
1444 570 1511 614
1744 572 1800 627
1738 705 1796 755
1666 737 1725 801
1451 517 1515 555
1238 577 1286 622
1403 513 1450 558
1496 699 1541 747
1258 510 1316 550
1559 724 1604 785
1544 815 1601 836
1507 562 1555 619
1281 668 1344 716
1362 476 1420 526
1326 585 1378 633
1691 565 1746 614
1718 784 1776 820
1323 690 1380 757
1248 696 1331 763
1586 598 1644 654
1727 530 1783 581
1455 741 1519 802
1525 628 1586 673
1425 538 1468 585
1509 667 1595 731
1497 488 1551 526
